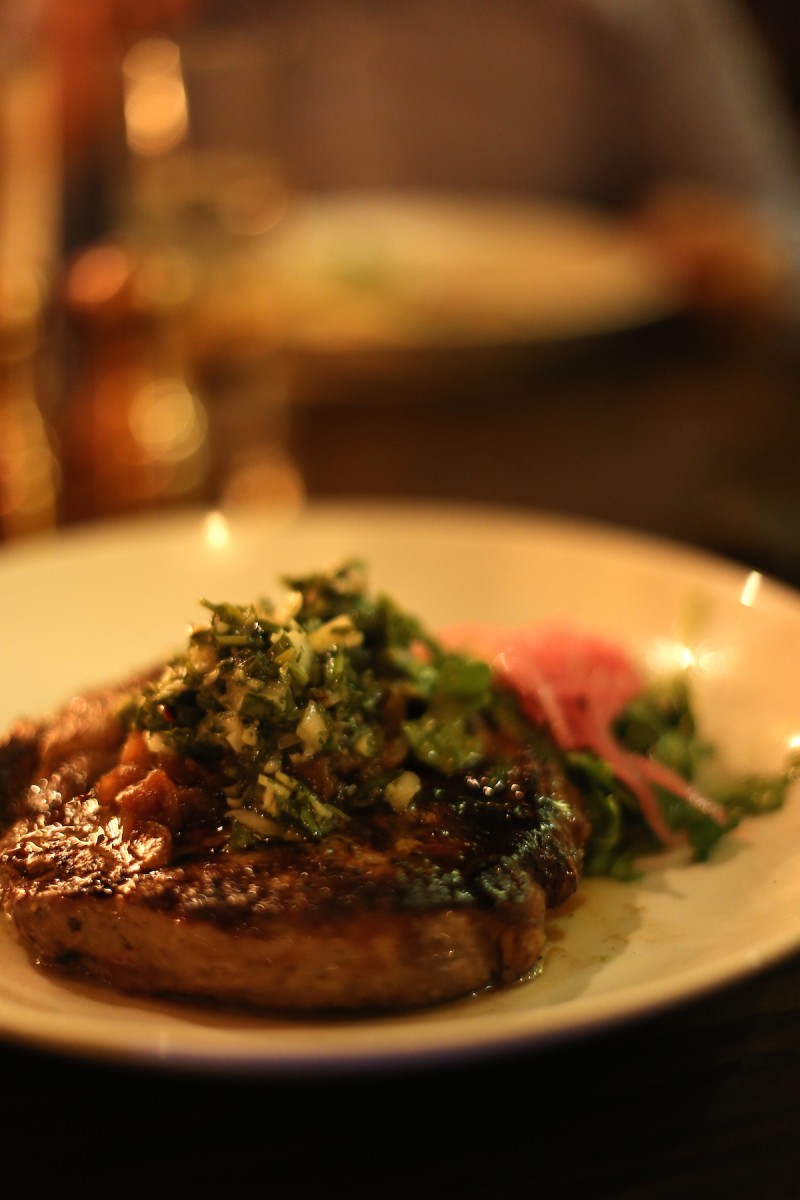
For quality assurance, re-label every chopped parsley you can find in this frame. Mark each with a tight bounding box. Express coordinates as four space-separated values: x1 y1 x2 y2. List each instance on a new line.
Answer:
125 561 499 846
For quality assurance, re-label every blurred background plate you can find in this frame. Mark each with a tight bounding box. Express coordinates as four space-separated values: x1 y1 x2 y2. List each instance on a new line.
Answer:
192 192 683 358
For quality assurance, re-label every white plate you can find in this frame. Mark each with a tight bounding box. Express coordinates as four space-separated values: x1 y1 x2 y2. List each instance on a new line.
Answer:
1 501 799 1073
193 192 682 354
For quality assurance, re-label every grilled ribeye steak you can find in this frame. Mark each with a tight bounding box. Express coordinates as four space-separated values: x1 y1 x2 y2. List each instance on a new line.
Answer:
0 564 587 1011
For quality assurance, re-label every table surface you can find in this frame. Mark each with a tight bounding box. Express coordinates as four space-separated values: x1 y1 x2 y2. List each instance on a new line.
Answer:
4 315 800 1197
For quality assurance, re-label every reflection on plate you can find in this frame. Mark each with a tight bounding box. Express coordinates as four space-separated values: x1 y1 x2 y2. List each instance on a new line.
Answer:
1 501 799 1073
193 193 682 354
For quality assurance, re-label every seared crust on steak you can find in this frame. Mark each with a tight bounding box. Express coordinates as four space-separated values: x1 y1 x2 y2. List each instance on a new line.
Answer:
0 683 586 1011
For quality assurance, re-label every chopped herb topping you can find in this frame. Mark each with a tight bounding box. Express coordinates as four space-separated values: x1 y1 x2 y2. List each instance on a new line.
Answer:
125 561 500 846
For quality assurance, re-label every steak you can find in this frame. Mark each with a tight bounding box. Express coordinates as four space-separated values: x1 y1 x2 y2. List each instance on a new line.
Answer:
0 562 588 1011
0 684 586 1011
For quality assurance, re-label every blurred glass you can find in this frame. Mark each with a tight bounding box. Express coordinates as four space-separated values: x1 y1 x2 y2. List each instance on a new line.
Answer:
57 242 209 521
0 269 60 539
110 17 303 518
0 0 59 280
117 27 288 281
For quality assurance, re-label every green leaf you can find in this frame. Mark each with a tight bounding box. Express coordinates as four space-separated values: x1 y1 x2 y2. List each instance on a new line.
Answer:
403 715 484 776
